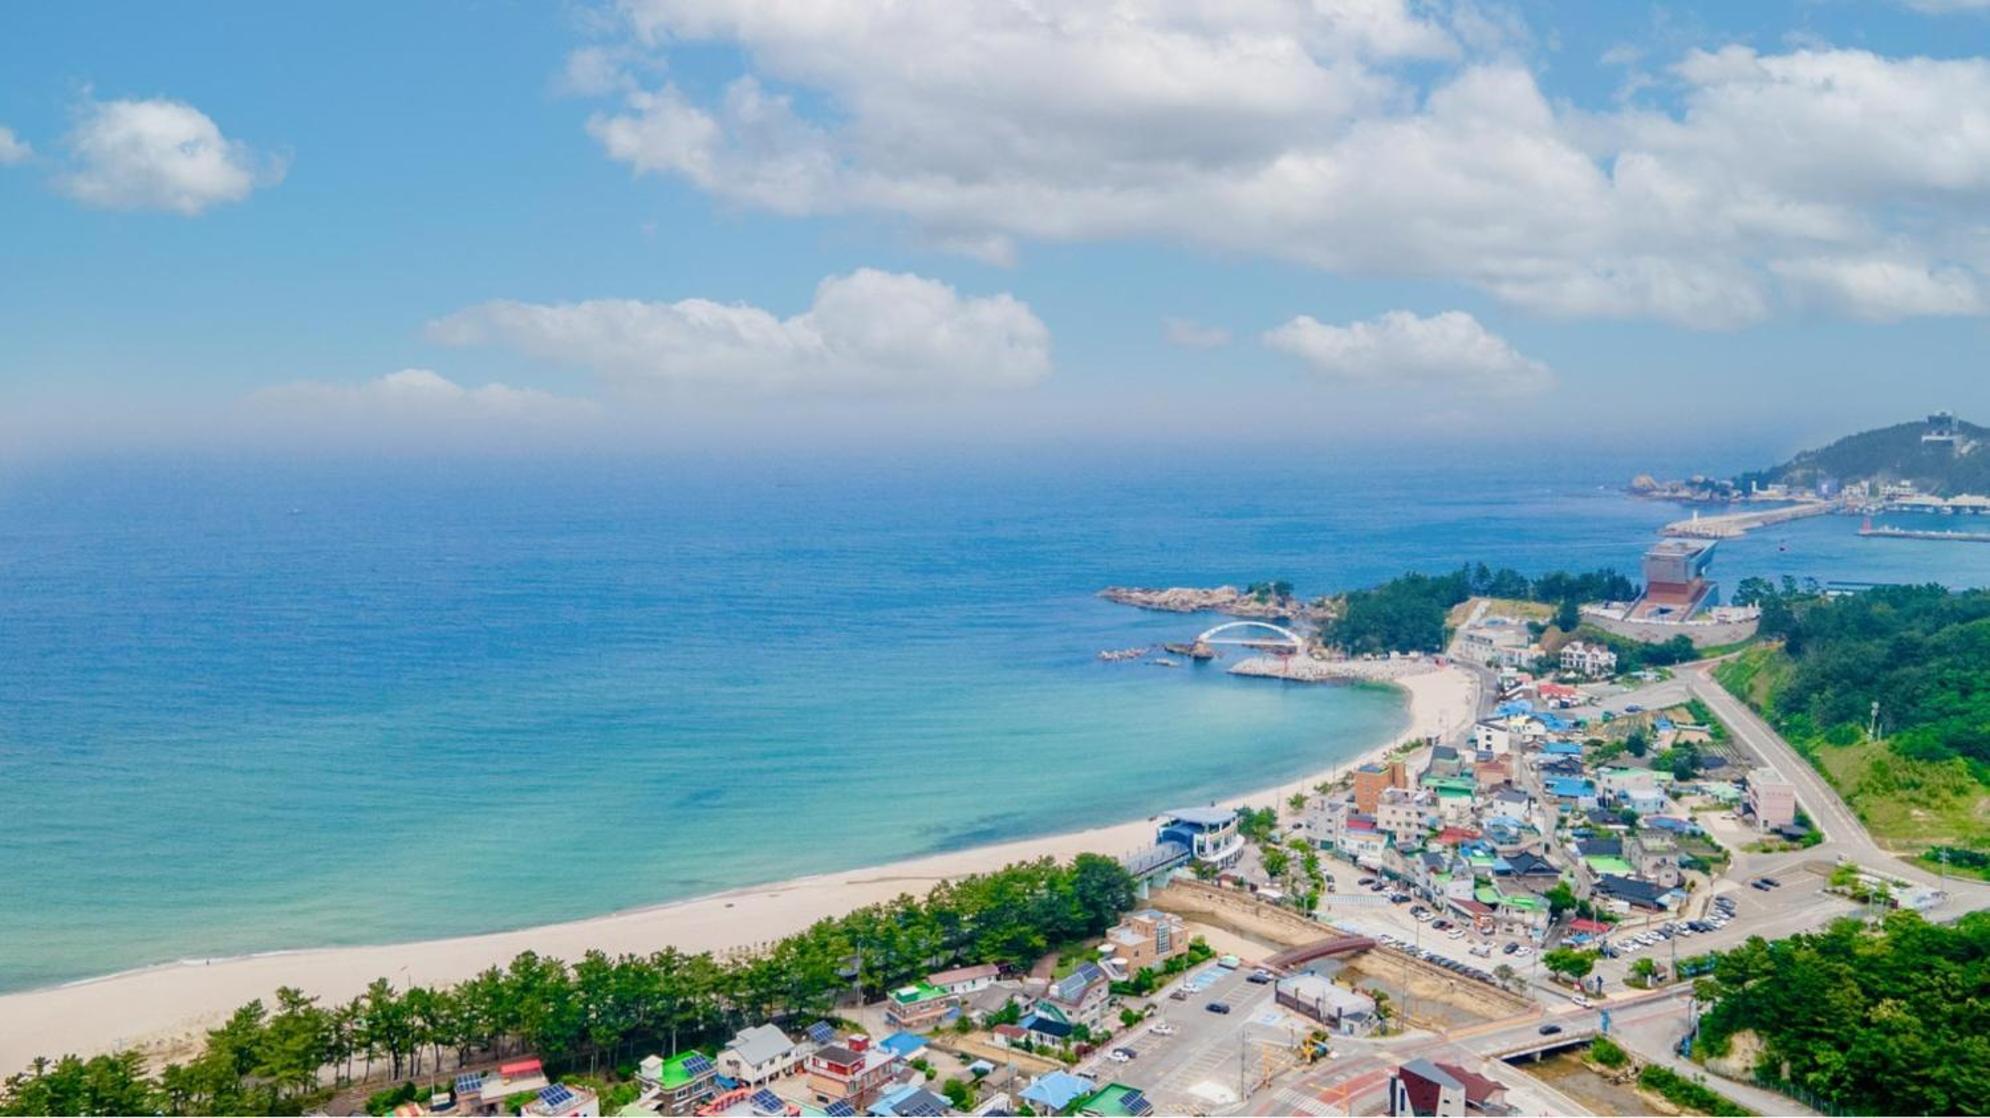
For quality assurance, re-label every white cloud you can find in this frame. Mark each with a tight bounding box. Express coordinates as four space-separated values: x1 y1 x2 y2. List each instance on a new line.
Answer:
1162 317 1231 348
1770 256 1986 321
573 5 1990 328
428 269 1051 395
250 368 600 421
60 96 283 215
0 126 31 165
1900 0 1990 11
1263 309 1551 394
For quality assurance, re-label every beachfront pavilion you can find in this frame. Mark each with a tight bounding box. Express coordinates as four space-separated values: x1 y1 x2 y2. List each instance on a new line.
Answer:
1156 807 1243 869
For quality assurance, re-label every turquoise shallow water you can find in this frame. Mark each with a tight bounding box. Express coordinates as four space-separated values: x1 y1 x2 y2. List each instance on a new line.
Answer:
1 450 1982 992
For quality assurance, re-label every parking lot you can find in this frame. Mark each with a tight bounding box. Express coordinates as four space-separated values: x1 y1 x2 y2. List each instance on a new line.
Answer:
1092 961 1304 1114
1591 866 1854 985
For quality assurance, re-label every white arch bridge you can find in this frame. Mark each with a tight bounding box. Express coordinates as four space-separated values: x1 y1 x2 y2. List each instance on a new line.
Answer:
1195 620 1305 652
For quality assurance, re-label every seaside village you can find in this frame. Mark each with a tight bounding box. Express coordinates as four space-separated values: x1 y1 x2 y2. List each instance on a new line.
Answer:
354 541 1931 1118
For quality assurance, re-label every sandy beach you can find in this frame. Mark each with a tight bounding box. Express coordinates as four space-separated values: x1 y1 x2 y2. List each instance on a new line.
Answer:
0 662 1477 1074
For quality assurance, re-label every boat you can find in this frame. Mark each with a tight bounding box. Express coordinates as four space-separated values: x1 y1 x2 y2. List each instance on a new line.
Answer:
1152 658 1180 668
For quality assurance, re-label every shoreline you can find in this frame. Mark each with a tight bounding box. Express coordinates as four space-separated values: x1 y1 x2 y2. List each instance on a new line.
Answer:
0 662 1476 1073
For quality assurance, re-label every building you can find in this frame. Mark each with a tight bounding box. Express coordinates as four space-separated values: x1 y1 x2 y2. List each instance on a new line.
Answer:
1019 1072 1095 1114
1102 909 1186 975
1746 766 1797 830
1558 640 1618 678
868 1085 949 1118
884 982 958 1033
1275 974 1378 1035
1625 829 1682 888
1389 1059 1465 1117
523 1084 600 1118
1471 721 1515 756
925 963 999 996
1353 761 1409 814
1156 807 1244 868
458 1059 552 1116
1375 787 1433 845
1038 962 1112 1030
805 1038 898 1111
1638 539 1717 618
1301 793 1353 849
718 1025 802 1087
1071 1083 1156 1117
637 1053 718 1116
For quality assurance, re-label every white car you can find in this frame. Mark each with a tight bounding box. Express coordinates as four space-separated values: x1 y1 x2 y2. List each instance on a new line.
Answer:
1151 1023 1175 1037
1512 946 1532 958
1107 1051 1130 1064
1572 995 1593 1009
1447 928 1466 940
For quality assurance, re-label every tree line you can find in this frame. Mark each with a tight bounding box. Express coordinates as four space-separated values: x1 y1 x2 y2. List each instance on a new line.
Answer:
0 855 1139 1117
1726 581 1990 771
1324 565 1637 654
1692 910 1990 1115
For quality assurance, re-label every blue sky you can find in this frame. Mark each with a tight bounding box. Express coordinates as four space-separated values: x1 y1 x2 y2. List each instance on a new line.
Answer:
6 1 1990 460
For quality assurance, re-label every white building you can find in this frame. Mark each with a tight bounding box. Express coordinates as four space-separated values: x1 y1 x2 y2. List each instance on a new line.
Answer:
1558 640 1618 678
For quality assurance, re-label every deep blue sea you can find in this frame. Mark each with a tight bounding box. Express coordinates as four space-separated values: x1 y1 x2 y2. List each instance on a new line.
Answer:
2 449 1983 992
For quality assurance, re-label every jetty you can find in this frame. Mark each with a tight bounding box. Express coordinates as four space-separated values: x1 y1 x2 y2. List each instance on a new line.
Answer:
1859 522 1990 544
1660 499 1835 539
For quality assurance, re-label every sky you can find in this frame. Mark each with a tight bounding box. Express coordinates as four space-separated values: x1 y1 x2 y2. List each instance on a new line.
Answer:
6 0 1990 461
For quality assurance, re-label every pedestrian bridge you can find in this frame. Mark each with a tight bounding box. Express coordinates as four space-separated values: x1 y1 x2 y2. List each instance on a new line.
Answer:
1195 620 1305 652
1121 841 1191 886
1262 933 1378 972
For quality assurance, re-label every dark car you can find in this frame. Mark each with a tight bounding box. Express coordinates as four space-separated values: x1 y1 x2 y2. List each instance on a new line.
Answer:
1391 893 1412 904
1111 1047 1138 1060
1761 877 1782 888
1751 880 1773 891
1539 1024 1564 1036
1206 1001 1232 1015
1246 971 1272 985
1502 942 1519 955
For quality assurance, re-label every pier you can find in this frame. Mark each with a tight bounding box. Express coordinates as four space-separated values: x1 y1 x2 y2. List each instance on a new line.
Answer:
1660 500 1835 539
1859 522 1990 544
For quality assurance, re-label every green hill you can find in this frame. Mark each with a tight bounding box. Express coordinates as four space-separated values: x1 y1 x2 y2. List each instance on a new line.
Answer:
1737 414 1990 495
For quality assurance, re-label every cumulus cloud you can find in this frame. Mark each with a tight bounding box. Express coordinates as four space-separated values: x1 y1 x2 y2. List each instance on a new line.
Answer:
60 96 283 215
1162 318 1231 348
0 126 31 165
1263 310 1552 395
427 269 1052 395
570 3 1990 328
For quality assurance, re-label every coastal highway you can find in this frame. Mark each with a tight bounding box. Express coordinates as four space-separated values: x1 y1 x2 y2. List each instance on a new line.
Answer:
1684 664 1990 907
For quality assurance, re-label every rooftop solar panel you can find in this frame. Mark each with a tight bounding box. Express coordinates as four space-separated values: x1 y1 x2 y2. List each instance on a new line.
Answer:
825 1101 856 1117
455 1073 484 1094
538 1084 573 1108
807 1021 835 1044
682 1053 714 1074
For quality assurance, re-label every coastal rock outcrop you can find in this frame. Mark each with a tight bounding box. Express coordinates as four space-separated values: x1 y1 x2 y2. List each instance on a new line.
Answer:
1100 584 1328 621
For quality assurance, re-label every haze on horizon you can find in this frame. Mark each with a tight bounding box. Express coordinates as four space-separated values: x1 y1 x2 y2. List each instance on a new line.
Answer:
5 1 1990 461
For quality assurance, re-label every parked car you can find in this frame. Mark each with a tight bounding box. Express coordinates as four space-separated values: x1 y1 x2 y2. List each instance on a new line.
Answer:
1151 1023 1176 1037
1502 942 1519 955
1246 970 1272 985
1761 877 1782 888
1751 880 1773 891
1169 989 1189 1001
1572 995 1593 1009
1539 1024 1564 1036
1206 1002 1232 1015
1111 1047 1138 1061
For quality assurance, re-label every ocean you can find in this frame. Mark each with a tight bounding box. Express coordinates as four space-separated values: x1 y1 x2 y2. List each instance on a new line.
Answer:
2 449 1983 992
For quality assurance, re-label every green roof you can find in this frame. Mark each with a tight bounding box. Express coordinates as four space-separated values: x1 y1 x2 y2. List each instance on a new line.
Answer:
1076 1083 1150 1117
1475 884 1501 905
658 1051 712 1089
1501 893 1546 910
889 981 949 1005
1584 855 1634 875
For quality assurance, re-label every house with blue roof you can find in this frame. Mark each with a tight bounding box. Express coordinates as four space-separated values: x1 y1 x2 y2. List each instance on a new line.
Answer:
1542 740 1584 757
1545 776 1598 811
1020 1071 1096 1112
